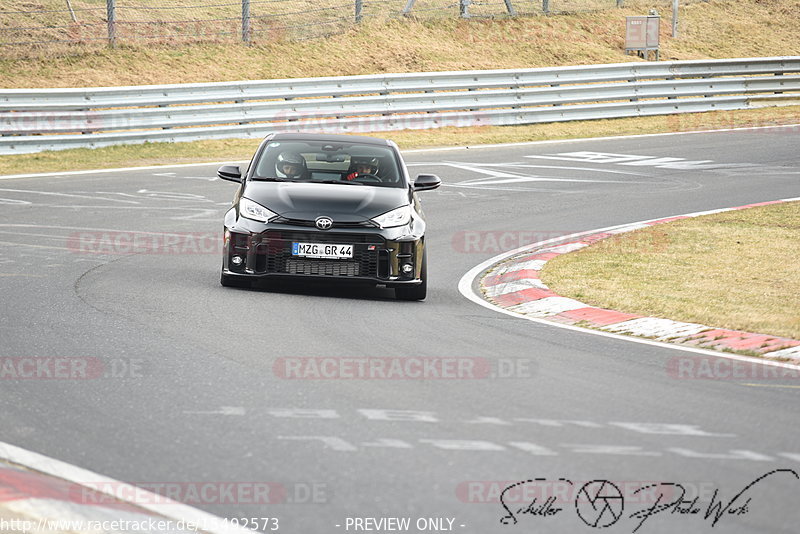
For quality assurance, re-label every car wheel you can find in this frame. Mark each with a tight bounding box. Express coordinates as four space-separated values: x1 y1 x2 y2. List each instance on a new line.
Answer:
220 270 251 289
395 251 427 301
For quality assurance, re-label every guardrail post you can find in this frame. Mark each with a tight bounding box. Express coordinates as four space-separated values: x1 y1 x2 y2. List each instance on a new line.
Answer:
242 0 251 43
355 0 363 23
629 78 640 101
106 0 116 48
616 0 624 7
542 0 550 15
551 83 561 106
504 0 516 16
460 0 470 18
402 0 416 15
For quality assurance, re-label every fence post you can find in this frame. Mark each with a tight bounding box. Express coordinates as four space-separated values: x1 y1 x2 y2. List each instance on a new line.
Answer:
355 0 363 23
242 0 251 43
460 0 470 18
503 0 516 16
402 0 416 15
616 0 624 7
66 0 78 22
672 0 679 38
542 0 550 15
106 0 116 47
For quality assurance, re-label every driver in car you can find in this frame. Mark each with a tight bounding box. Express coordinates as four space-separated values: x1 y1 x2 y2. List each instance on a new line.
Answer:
276 151 307 179
343 156 379 181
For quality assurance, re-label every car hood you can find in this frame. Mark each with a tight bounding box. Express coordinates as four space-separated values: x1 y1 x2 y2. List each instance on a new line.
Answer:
244 181 409 222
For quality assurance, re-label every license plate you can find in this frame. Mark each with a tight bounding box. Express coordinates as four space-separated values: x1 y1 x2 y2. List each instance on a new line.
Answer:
292 242 353 259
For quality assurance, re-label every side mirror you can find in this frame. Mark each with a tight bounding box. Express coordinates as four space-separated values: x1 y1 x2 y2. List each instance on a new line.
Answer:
218 165 242 183
413 174 441 192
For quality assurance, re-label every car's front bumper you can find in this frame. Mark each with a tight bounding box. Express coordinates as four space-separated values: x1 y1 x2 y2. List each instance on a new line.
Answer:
222 218 424 286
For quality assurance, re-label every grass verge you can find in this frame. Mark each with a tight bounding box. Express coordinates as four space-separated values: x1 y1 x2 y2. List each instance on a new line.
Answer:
541 202 800 340
2 104 799 176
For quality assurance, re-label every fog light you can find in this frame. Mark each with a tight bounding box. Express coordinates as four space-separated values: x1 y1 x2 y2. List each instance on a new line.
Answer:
232 255 244 266
401 263 414 274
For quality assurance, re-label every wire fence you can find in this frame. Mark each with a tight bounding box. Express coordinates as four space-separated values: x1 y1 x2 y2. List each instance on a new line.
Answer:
1 0 710 53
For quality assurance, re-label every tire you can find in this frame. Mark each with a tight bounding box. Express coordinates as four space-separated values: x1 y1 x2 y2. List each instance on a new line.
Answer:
220 270 251 289
395 251 427 301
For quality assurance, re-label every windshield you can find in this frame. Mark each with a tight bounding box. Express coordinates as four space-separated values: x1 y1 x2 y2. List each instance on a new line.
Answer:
252 140 406 188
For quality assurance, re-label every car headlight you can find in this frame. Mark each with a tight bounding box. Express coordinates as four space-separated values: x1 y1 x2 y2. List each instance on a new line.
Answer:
239 197 277 222
371 205 412 228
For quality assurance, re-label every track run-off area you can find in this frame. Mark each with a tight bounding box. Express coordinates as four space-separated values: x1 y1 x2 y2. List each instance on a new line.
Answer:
1 125 799 534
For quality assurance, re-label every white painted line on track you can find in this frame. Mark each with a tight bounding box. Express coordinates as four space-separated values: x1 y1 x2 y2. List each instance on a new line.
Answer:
741 383 800 389
0 188 141 203
2 123 799 180
406 161 649 177
0 240 76 252
404 123 800 153
460 162 649 176
0 224 213 235
0 441 250 534
0 161 250 181
458 198 800 373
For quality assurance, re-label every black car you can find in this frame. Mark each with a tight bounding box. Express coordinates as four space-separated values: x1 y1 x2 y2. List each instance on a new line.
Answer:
217 133 440 300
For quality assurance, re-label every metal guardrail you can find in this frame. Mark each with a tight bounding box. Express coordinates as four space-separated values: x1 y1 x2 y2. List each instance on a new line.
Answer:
1 57 799 155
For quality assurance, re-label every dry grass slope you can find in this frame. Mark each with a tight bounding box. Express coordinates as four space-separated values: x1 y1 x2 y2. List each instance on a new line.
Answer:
1 0 798 88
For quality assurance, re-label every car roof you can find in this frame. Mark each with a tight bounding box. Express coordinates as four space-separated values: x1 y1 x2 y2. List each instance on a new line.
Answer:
267 132 393 146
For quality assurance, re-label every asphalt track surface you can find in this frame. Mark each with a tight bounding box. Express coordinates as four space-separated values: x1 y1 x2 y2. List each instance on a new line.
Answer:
1 128 799 534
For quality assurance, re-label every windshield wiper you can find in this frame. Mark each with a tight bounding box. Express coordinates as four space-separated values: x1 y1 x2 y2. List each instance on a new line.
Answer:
318 180 364 185
252 177 289 182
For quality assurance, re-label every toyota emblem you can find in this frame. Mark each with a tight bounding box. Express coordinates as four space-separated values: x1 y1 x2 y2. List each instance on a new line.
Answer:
315 216 333 230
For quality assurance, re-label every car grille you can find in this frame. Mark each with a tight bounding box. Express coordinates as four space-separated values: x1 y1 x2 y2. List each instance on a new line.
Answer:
273 217 377 229
252 231 385 278
285 259 360 276
270 231 383 244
